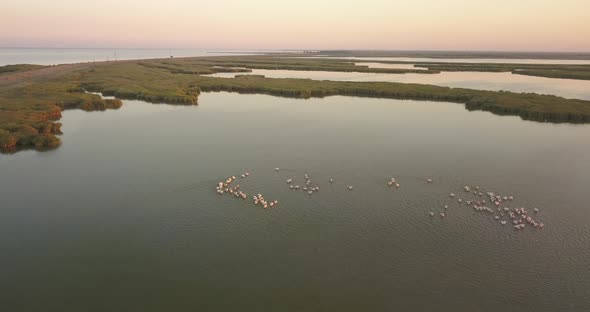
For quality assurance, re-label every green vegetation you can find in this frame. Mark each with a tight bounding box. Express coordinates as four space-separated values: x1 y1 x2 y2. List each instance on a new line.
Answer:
321 58 590 81
192 75 590 122
138 61 253 75
513 69 590 80
294 51 590 80
190 56 440 74
1 55 590 153
316 50 590 60
404 62 590 80
0 64 46 74
234 74 266 78
0 75 122 152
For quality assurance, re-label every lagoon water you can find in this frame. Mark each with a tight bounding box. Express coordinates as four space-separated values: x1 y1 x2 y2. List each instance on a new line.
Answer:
210 68 590 101
1 92 589 311
315 56 590 64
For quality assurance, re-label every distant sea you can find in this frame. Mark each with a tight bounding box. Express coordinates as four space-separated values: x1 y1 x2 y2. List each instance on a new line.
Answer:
0 48 269 66
4 48 590 67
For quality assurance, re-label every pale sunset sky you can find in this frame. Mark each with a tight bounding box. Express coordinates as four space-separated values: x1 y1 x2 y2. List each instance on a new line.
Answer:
1 0 588 51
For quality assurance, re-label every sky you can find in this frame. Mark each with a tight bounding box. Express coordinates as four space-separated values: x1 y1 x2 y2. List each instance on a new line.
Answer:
1 0 589 51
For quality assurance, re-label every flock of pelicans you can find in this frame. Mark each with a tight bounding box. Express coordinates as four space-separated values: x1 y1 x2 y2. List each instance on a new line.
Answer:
438 185 544 230
215 168 545 231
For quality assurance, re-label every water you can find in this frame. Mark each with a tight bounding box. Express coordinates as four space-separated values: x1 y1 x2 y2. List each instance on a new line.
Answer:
361 62 428 70
0 48 262 66
1 92 589 311
315 56 590 64
210 69 590 100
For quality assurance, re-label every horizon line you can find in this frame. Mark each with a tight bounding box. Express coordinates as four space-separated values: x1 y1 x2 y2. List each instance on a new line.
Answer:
1 46 590 54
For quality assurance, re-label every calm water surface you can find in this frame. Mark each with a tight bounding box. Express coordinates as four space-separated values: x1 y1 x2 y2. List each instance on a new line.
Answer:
1 92 589 311
210 69 590 100
0 48 261 66
360 62 427 70
315 56 590 64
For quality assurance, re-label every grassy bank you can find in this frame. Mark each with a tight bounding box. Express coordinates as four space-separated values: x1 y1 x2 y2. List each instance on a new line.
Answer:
1 55 590 153
192 56 440 74
410 63 590 80
193 75 590 122
0 75 123 152
0 64 46 74
316 50 590 60
339 59 590 80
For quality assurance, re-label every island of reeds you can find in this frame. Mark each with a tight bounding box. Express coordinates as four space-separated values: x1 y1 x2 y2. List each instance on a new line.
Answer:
2 55 590 153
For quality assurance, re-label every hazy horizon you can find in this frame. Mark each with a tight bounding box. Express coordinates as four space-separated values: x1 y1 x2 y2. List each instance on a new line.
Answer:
2 47 590 54
2 0 589 52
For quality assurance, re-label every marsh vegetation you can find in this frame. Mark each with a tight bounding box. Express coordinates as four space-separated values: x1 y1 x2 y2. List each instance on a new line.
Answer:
0 64 46 74
357 61 590 80
1 55 589 152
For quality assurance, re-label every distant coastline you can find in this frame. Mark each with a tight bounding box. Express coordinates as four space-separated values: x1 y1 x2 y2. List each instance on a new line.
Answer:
2 54 590 153
2 48 590 67
317 50 590 60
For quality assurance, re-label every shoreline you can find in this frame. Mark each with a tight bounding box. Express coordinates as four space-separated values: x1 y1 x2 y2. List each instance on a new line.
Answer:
2 55 590 154
3 49 590 69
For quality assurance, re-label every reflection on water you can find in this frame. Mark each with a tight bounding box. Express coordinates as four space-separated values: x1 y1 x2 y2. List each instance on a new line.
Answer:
209 69 590 100
356 62 428 70
0 48 261 66
315 56 590 64
1 92 589 311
